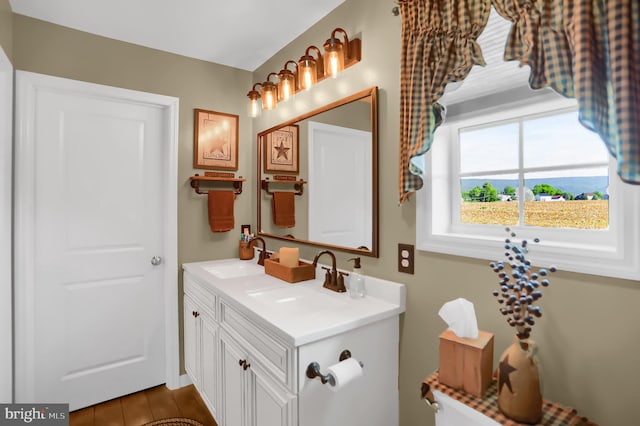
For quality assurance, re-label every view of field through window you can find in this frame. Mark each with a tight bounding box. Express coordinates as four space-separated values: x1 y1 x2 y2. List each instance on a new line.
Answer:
459 111 610 229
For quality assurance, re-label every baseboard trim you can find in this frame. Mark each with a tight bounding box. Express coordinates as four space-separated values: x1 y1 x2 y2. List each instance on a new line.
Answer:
178 374 193 388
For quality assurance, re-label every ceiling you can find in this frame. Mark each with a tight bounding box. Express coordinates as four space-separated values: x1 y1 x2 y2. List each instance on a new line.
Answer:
9 1 531 101
9 0 346 71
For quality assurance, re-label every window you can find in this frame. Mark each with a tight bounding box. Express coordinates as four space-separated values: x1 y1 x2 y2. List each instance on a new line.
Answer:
458 109 610 229
416 93 640 280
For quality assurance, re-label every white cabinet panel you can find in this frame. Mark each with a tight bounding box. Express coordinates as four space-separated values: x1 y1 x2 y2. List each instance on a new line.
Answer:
251 363 296 426
183 295 199 382
220 300 294 391
220 329 296 426
200 313 218 418
184 279 219 418
220 330 248 426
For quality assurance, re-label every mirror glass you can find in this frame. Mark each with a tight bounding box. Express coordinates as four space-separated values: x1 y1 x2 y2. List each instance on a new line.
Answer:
257 86 378 257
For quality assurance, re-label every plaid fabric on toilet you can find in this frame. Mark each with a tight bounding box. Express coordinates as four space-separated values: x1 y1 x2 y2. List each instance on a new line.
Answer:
422 371 596 426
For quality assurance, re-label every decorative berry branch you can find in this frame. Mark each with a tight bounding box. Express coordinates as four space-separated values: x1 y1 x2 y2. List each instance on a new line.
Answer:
490 228 556 341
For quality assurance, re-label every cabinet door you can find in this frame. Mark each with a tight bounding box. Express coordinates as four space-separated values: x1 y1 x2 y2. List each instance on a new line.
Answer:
199 312 218 417
220 330 248 426
249 363 296 426
183 295 199 385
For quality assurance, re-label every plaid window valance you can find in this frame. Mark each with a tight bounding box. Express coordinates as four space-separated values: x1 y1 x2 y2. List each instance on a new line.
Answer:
570 0 640 183
398 0 491 204
399 0 640 203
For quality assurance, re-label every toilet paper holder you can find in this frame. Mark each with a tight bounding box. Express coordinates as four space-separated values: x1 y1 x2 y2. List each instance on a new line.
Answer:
306 350 364 385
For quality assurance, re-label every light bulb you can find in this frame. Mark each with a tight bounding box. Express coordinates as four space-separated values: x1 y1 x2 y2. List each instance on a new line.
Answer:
248 98 260 117
303 69 313 91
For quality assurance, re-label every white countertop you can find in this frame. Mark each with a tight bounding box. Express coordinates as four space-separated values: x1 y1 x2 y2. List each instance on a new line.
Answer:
183 257 406 346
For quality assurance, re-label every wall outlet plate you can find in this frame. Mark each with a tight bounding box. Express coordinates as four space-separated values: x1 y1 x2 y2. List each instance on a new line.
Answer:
398 243 414 274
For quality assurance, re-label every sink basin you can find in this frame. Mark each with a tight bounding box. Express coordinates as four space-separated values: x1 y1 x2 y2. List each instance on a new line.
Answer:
202 261 265 279
246 285 348 314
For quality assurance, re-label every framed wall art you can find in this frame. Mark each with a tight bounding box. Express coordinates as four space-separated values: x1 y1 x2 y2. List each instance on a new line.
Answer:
194 109 239 170
264 125 299 173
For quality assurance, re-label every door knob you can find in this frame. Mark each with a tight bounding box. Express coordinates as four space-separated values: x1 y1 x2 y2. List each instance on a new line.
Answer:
151 256 162 266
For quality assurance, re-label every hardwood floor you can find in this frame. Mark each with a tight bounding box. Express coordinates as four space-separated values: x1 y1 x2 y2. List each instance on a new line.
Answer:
69 385 217 426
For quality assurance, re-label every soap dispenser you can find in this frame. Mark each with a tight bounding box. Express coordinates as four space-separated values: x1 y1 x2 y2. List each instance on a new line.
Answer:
348 257 365 298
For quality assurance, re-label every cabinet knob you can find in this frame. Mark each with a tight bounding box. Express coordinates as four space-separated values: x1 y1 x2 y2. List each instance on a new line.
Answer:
239 359 251 370
192 311 199 317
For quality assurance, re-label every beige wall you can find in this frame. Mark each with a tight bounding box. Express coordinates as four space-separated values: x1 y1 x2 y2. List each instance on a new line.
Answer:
253 0 640 425
0 0 12 61
12 13 254 374
8 2 640 425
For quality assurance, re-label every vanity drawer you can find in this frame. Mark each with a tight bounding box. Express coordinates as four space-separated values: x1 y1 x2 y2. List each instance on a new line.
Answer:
220 300 294 390
184 273 217 317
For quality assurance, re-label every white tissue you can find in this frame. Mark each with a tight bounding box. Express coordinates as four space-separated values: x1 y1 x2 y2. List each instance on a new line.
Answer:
438 298 479 338
327 358 363 392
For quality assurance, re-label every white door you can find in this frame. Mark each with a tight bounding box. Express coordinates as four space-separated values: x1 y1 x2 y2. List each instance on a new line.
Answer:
0 45 13 404
14 72 179 410
308 122 372 249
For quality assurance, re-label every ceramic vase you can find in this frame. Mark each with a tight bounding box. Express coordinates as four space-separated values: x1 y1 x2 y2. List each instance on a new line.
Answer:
496 338 543 424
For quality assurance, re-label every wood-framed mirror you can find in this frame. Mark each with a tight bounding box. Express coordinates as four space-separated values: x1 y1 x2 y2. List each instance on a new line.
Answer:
257 86 378 257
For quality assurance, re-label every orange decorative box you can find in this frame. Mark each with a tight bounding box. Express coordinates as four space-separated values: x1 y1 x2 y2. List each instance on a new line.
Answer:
439 329 494 397
264 258 315 283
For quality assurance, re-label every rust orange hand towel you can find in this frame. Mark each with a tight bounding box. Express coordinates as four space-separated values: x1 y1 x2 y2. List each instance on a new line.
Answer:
208 190 235 232
271 191 295 228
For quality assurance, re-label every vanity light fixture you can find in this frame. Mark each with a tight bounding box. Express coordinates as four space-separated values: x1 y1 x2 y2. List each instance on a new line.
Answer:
324 28 361 78
324 29 346 77
246 27 361 116
247 83 262 118
297 46 323 91
261 73 279 111
277 60 298 102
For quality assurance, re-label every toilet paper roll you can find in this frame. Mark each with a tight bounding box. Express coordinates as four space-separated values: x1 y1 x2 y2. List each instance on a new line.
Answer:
326 358 363 392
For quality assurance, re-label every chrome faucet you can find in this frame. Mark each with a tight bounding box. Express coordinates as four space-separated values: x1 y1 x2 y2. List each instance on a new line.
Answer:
312 250 347 293
250 237 271 266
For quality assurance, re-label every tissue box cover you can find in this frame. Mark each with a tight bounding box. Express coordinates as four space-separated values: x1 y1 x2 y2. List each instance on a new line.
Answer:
439 329 494 397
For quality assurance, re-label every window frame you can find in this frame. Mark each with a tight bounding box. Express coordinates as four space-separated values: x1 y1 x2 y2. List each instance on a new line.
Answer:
416 93 640 281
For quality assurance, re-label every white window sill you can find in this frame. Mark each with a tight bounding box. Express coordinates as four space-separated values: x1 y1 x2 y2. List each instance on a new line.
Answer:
416 175 640 281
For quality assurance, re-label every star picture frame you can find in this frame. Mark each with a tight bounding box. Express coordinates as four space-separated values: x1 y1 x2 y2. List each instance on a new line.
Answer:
194 108 239 170
264 124 299 174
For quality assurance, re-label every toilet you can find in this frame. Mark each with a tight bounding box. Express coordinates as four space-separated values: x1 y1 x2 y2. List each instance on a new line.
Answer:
432 390 500 426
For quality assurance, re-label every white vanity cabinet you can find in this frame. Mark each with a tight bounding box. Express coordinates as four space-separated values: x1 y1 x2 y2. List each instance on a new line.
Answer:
185 271 296 426
182 259 406 426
